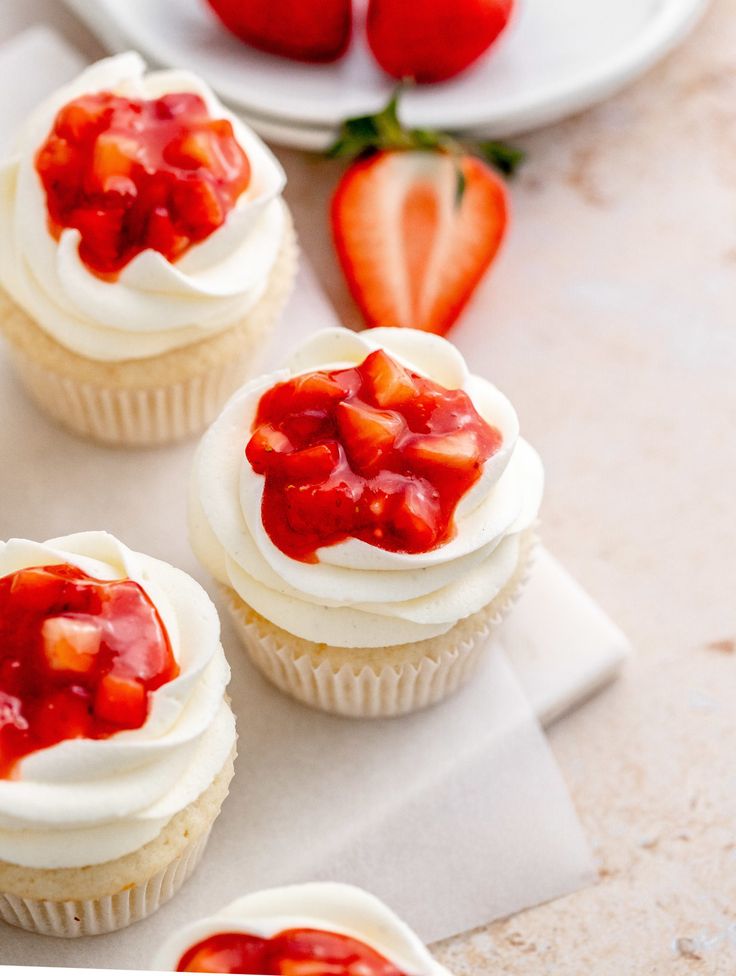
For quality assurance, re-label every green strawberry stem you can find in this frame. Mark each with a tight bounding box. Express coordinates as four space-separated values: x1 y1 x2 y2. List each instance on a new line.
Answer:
328 88 525 192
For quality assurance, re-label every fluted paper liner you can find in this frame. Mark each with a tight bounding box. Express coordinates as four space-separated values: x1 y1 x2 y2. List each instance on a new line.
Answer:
225 531 538 719
0 828 211 938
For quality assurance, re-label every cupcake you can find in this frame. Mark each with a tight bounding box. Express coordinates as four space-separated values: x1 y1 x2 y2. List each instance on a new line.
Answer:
0 531 236 937
190 327 543 718
152 882 452 974
0 52 296 447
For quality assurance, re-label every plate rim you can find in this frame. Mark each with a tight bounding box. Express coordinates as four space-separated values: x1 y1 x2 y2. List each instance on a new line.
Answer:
65 0 710 137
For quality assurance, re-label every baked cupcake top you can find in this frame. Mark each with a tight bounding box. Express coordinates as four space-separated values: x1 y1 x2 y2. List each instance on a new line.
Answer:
152 882 452 975
0 52 285 362
190 328 543 648
0 531 235 870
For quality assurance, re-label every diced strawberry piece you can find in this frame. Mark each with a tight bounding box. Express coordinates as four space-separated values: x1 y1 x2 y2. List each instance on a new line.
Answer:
284 480 362 537
361 349 417 408
246 424 294 474
90 132 139 191
55 97 111 142
145 207 190 260
281 409 332 444
177 934 269 974
336 401 404 474
94 673 148 727
9 568 63 613
264 929 406 976
35 135 75 177
173 178 225 236
279 442 339 482
41 616 102 674
74 206 125 271
391 482 441 550
34 687 92 745
256 374 348 427
405 431 481 475
164 130 217 171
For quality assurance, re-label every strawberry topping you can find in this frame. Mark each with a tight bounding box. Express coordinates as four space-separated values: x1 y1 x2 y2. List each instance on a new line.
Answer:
0 563 177 779
246 349 502 562
177 928 407 975
35 92 251 278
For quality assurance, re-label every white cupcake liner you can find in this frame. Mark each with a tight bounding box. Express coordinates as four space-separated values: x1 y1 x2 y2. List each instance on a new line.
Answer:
8 346 255 447
0 826 211 939
224 536 537 719
233 609 489 718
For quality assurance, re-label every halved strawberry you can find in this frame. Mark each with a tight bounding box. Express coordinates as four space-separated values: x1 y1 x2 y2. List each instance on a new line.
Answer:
405 430 482 476
361 349 417 408
205 0 352 63
367 0 513 84
336 401 404 473
246 424 294 474
332 149 507 335
94 673 147 727
41 616 102 674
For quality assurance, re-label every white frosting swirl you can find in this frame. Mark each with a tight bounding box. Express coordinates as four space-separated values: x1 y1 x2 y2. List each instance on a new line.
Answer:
152 883 452 975
0 531 235 870
0 52 286 362
190 328 544 648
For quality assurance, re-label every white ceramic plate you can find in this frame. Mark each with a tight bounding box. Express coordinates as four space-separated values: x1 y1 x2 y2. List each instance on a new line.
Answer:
66 0 708 148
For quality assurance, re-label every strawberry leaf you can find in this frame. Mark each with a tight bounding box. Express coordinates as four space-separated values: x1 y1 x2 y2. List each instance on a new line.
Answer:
479 140 526 177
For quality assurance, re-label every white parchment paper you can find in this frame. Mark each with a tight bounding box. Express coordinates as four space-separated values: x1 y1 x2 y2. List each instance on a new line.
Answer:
0 27 600 971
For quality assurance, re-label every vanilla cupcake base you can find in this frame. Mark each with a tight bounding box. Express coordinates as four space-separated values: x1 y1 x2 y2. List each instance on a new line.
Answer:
0 210 297 448
226 529 538 719
0 749 235 938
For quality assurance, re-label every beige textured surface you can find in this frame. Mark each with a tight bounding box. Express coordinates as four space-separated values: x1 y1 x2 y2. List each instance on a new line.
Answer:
1 1 734 971
279 6 736 973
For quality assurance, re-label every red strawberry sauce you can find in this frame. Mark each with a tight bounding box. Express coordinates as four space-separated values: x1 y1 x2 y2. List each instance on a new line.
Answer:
35 91 251 277
0 563 178 779
177 928 408 975
246 349 502 562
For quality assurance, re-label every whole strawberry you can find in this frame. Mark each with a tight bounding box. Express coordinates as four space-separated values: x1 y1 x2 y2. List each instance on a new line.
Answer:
205 0 352 63
367 0 513 83
330 95 521 335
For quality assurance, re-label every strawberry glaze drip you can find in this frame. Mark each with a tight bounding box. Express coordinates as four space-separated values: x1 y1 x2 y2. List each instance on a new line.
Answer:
177 928 408 975
35 91 251 277
246 349 502 562
0 563 178 779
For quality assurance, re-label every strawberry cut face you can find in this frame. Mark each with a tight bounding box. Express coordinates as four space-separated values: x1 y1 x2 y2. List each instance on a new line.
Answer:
245 349 503 561
0 563 177 779
176 928 408 975
35 91 251 278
